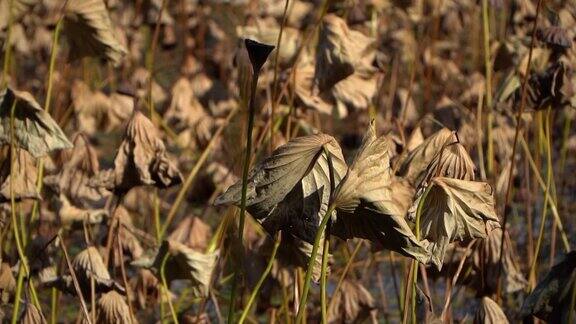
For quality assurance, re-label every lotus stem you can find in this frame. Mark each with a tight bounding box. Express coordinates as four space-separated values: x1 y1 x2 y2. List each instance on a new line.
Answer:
320 146 336 324
270 0 290 149
1 0 15 88
58 233 92 324
50 287 58 324
496 0 543 299
160 252 179 324
481 0 494 176
238 232 282 324
295 203 335 324
408 186 430 324
227 63 260 324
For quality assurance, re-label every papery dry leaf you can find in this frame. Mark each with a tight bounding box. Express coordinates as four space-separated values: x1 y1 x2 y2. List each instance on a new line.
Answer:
54 194 107 225
0 147 40 202
315 14 375 92
169 216 212 251
64 0 127 65
0 262 15 302
396 128 457 186
96 291 133 324
414 177 500 268
216 133 347 243
331 125 430 264
521 251 576 322
294 61 338 116
0 87 72 158
131 269 160 309
420 142 476 187
327 279 376 324
537 26 572 49
49 246 125 297
474 297 509 324
70 81 133 135
151 240 218 297
112 205 144 260
18 303 46 324
0 0 37 30
44 134 110 207
92 111 182 193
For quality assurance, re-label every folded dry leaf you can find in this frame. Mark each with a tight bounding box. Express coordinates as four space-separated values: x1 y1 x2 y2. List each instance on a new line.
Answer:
169 216 212 252
331 124 430 264
18 302 46 324
414 177 500 268
96 291 134 324
216 133 347 243
474 297 509 324
0 87 72 158
44 134 109 208
64 0 127 65
521 251 576 322
91 111 182 193
0 262 15 303
328 279 376 324
151 240 218 297
0 147 40 202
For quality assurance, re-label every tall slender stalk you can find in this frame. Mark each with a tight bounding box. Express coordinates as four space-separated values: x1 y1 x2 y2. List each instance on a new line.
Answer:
160 253 179 324
228 39 274 322
320 146 336 324
481 0 494 176
1 0 15 88
238 233 282 324
496 0 544 299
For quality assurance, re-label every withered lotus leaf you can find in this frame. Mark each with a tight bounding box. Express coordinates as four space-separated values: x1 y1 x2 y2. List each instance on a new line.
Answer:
151 240 218 297
420 142 476 187
44 134 109 207
414 177 500 268
315 14 375 93
0 88 73 158
216 133 347 243
0 0 37 30
47 246 125 297
92 111 182 193
521 251 576 323
331 125 430 264
64 0 127 65
0 147 40 202
18 303 46 324
396 128 456 187
169 216 212 252
54 194 107 225
327 279 376 324
0 262 15 302
96 291 133 324
276 233 328 283
474 297 509 324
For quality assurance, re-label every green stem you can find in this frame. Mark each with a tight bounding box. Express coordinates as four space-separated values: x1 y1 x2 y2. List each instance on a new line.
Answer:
295 204 335 324
238 233 282 324
160 253 179 324
11 265 25 324
1 0 15 87
320 146 335 324
227 70 260 324
50 288 58 324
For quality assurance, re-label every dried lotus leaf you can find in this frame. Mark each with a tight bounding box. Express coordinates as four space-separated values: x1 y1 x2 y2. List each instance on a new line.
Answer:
415 177 500 268
0 88 72 158
276 233 328 283
420 142 476 187
331 125 430 264
96 291 133 324
0 0 37 30
152 240 218 297
64 0 127 65
44 134 109 207
396 128 456 186
92 111 182 193
0 147 40 202
315 14 375 92
18 303 46 324
521 251 576 323
169 216 212 251
474 297 509 324
72 246 111 283
216 133 347 243
328 279 376 324
54 194 107 225
0 262 15 295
